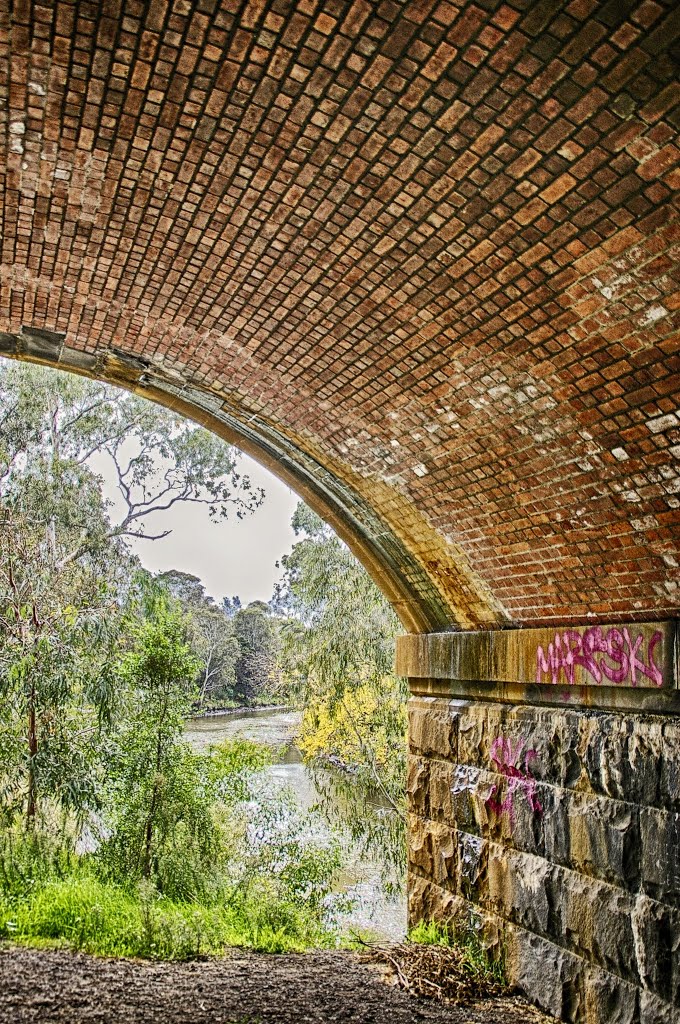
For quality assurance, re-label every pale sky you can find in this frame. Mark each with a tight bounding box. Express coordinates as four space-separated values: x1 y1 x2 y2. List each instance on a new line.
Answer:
94 450 300 606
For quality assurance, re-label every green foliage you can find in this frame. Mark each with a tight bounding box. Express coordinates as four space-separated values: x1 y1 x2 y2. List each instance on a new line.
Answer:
0 507 125 825
0 360 263 545
232 602 279 705
98 594 220 900
275 502 406 808
0 872 335 958
207 738 272 803
0 359 263 826
0 739 345 959
159 571 242 711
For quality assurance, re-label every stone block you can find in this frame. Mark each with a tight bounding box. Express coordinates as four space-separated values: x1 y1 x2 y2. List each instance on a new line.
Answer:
428 758 454 822
428 819 457 889
455 829 487 903
628 719 667 807
660 721 680 809
406 755 429 817
487 846 552 937
406 873 465 930
568 791 640 890
584 965 640 1024
632 895 680 1006
542 785 572 866
462 703 557 780
549 869 637 981
505 925 586 1023
457 703 488 766
640 808 680 905
497 776 548 853
639 989 678 1024
407 812 433 878
450 763 488 836
408 696 457 759
408 816 458 890
581 714 666 807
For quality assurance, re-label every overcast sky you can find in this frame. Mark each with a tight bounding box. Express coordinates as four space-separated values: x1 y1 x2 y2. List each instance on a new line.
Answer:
96 451 300 606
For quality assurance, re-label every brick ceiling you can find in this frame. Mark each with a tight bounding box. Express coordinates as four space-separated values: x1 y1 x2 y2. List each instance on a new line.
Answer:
1 0 678 632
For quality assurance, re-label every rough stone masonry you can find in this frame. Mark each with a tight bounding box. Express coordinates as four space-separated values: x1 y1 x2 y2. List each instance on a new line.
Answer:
398 622 680 1024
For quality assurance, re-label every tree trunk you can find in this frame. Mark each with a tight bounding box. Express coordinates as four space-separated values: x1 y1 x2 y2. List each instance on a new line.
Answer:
142 716 165 879
26 681 37 827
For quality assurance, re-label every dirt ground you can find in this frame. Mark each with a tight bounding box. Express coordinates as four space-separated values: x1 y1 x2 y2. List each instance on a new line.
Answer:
0 946 557 1024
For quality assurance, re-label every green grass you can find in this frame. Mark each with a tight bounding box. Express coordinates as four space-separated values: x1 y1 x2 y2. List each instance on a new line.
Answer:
0 738 346 962
0 871 339 959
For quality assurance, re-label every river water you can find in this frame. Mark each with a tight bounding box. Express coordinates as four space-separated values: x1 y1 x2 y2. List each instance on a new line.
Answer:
185 707 406 941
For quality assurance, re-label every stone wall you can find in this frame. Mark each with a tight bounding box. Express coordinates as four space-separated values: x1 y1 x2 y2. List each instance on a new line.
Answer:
400 624 679 1024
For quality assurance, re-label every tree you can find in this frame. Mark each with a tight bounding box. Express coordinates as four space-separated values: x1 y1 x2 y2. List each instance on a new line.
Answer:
275 503 406 807
0 361 263 559
222 595 242 618
159 571 240 710
99 591 219 897
0 500 125 827
0 360 263 824
233 602 279 705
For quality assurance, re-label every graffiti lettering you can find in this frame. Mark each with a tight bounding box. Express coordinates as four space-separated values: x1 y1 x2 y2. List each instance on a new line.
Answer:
485 736 542 820
536 627 663 688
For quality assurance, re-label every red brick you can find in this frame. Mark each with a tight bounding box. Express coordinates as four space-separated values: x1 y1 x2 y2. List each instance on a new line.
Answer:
0 0 677 631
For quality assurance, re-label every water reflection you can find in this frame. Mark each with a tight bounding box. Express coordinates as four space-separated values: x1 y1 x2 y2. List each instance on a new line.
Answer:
185 709 406 940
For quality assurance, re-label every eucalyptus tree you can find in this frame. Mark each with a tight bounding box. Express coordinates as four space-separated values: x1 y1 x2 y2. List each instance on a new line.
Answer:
159 570 241 710
0 360 263 826
98 590 215 897
0 360 263 554
232 601 280 706
0 474 128 826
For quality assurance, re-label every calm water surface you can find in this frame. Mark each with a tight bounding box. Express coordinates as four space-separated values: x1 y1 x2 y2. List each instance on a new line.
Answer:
185 708 406 940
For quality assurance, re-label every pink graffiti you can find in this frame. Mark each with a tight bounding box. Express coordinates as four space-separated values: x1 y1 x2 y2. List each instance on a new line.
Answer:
485 736 542 821
535 627 663 688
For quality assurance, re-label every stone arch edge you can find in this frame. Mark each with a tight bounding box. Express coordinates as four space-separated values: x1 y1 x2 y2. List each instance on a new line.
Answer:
0 325 454 634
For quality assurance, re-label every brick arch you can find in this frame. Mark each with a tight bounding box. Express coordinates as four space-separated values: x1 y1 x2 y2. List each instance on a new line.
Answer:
1 1 678 633
1 336 483 632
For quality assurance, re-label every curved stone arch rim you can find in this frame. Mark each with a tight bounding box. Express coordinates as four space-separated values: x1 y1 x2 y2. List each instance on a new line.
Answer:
0 326 456 634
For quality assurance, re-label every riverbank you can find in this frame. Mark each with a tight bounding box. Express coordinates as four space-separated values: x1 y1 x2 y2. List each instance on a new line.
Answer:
0 946 557 1023
193 702 294 718
184 708 407 940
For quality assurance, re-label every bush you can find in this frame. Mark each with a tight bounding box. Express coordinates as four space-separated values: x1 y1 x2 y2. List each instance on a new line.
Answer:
0 740 347 959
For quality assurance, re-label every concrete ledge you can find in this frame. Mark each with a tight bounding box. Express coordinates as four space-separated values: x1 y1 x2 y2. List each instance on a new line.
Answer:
397 622 678 712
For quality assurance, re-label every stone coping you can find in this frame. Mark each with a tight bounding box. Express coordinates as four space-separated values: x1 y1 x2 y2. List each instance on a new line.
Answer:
397 621 678 712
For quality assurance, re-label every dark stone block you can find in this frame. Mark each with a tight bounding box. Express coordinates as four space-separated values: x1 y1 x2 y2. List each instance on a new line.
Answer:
548 869 637 981
660 722 680 809
640 808 680 905
20 326 65 360
569 792 641 890
584 965 640 1024
639 989 677 1024
450 764 484 836
542 786 572 866
0 332 18 353
632 896 680 1006
455 829 487 903
507 926 586 1024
